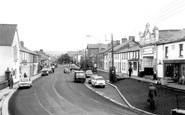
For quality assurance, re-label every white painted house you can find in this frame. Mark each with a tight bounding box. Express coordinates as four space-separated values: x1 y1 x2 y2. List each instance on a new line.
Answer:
0 24 20 83
157 29 185 80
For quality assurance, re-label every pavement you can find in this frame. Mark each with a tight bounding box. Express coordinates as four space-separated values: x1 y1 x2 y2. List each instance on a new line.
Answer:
97 69 185 115
0 73 41 115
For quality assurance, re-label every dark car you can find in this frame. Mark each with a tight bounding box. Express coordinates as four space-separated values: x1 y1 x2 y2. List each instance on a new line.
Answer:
73 71 86 83
85 70 93 78
64 68 70 73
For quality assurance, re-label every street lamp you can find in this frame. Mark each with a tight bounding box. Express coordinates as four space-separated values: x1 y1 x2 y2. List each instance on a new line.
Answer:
86 35 103 44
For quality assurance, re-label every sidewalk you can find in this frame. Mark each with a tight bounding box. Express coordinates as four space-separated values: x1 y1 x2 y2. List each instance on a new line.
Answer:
97 69 185 115
0 73 41 115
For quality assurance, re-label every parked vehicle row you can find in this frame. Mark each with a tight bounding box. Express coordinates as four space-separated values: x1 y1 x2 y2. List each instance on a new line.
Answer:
65 64 106 88
41 65 56 76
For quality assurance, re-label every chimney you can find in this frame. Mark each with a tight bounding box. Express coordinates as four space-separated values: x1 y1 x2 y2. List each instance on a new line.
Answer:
129 36 135 41
20 41 24 47
116 40 120 45
40 49 43 52
121 38 127 43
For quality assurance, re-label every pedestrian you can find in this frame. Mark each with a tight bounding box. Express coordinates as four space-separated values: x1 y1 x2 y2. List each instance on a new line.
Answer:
148 83 157 106
153 70 157 80
24 73 27 78
128 66 132 78
51 64 55 73
9 75 13 89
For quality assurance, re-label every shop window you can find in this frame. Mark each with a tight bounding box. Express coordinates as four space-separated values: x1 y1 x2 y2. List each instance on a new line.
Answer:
179 44 183 57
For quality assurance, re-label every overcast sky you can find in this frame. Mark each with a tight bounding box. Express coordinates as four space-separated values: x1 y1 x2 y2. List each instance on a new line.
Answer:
1 0 185 51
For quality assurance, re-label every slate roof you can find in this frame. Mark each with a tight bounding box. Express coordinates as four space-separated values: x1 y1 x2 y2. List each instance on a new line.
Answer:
87 44 107 49
118 45 140 53
0 24 17 46
113 40 130 52
87 44 100 49
20 46 37 55
158 29 185 44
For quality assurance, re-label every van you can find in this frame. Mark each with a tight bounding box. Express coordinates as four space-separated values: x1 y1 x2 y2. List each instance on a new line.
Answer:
73 71 86 83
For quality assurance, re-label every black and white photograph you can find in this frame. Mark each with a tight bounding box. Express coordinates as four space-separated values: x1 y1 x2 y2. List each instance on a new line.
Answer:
1 0 185 115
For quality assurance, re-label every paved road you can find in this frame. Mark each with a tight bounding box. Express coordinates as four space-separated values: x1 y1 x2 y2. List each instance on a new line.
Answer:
8 65 140 115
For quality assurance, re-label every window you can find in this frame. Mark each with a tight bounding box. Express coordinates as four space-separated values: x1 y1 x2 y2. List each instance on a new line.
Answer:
165 46 168 58
179 44 183 57
136 51 138 59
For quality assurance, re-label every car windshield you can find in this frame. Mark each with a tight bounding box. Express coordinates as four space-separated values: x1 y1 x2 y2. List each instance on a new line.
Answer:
86 70 92 73
96 78 104 80
76 73 85 77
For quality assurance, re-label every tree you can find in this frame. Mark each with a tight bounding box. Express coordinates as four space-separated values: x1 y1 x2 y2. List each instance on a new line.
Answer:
57 53 72 64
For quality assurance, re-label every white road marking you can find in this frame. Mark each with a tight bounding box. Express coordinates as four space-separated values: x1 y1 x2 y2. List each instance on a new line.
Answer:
35 94 53 115
52 79 89 114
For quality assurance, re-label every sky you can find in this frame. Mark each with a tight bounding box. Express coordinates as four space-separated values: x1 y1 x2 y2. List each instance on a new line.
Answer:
0 0 185 52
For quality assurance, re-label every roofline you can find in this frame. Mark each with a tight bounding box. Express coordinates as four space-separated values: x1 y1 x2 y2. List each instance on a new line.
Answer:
157 38 185 45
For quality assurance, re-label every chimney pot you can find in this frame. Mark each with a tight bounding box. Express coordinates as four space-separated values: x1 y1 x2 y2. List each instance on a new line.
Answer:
20 41 24 47
122 38 127 43
129 36 135 41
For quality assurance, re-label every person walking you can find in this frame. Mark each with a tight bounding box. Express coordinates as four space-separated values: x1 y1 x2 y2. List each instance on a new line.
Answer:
51 64 55 73
8 75 13 89
148 83 157 108
128 66 133 78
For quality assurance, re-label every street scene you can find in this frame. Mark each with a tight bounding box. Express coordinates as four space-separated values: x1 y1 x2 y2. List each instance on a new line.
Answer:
1 0 185 115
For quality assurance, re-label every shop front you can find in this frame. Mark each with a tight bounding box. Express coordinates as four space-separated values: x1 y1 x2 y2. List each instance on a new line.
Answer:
140 45 157 77
164 60 185 82
128 59 139 76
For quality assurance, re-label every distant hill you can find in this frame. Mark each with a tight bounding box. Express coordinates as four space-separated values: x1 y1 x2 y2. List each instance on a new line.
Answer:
45 51 66 57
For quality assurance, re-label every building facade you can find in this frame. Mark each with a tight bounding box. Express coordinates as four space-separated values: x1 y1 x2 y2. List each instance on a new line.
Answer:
0 24 20 83
20 41 40 77
157 29 185 80
139 24 159 77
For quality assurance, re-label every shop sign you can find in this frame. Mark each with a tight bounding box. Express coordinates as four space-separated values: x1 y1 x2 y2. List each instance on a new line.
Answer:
143 48 153 54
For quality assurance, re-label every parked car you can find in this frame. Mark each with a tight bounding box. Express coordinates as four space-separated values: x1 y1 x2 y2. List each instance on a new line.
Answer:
41 68 49 76
73 71 86 83
64 68 70 73
18 77 32 88
85 70 93 78
91 76 106 88
88 74 98 84
47 66 53 73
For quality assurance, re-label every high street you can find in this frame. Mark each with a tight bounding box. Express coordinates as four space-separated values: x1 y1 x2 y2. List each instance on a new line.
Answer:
8 65 141 115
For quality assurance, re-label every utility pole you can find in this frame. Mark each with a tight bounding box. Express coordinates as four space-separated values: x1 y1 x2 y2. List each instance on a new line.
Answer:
109 33 116 83
111 33 114 68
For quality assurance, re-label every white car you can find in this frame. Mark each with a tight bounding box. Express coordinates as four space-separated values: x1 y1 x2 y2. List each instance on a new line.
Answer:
91 76 106 88
88 74 98 84
18 77 32 88
41 68 49 76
